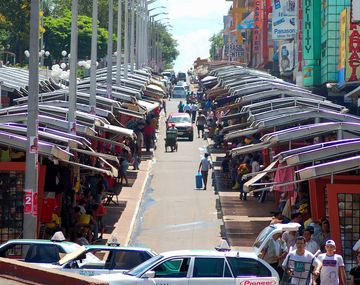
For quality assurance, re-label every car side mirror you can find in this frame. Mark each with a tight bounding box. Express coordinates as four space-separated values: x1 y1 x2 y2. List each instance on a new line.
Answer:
142 270 155 279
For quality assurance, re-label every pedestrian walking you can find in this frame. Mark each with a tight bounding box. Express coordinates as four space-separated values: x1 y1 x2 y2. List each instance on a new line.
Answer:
261 232 287 279
304 226 320 254
350 251 360 285
162 99 167 116
317 240 346 285
191 103 197 123
198 153 212 190
143 121 154 152
196 111 206 138
282 236 321 285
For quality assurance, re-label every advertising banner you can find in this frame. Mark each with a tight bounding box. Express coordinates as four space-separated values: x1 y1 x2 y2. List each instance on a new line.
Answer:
279 41 294 73
338 9 347 86
272 0 297 40
353 0 360 22
345 17 360 82
253 0 263 54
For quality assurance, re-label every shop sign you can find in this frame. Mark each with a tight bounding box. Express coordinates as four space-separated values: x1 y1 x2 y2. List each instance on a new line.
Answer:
345 19 360 82
279 41 295 73
353 0 360 22
253 0 263 54
24 189 32 214
272 0 297 40
338 9 347 86
224 43 245 59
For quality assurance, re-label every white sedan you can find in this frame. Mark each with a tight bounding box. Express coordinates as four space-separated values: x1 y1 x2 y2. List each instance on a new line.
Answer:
93 249 279 285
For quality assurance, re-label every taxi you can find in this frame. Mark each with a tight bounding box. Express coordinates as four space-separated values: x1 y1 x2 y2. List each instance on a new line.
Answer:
40 244 157 277
93 249 279 285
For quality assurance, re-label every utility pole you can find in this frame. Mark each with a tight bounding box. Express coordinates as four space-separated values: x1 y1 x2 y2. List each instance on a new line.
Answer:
107 0 114 98
116 0 122 85
124 0 129 79
130 0 135 73
68 0 78 134
90 0 98 114
24 0 40 239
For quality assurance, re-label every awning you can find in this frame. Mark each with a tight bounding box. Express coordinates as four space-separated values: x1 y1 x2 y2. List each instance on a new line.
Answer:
72 148 119 164
95 122 134 137
146 84 165 94
230 142 271 156
224 128 258 141
137 99 160 112
297 155 360 180
60 159 116 177
244 159 279 192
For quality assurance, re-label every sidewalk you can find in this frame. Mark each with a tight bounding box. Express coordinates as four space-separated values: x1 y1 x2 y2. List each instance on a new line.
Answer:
102 151 153 246
209 145 275 250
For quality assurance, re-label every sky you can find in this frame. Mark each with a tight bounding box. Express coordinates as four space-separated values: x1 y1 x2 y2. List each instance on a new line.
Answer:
154 0 232 73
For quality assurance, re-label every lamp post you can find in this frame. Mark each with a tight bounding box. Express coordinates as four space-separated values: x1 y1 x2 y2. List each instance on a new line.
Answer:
124 0 129 79
107 0 114 98
149 12 168 70
116 0 122 85
129 0 135 73
24 0 40 239
68 0 78 135
90 0 98 113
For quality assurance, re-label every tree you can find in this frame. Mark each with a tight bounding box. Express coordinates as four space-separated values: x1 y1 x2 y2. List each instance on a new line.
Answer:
44 12 109 62
155 24 179 69
0 1 30 64
209 31 224 60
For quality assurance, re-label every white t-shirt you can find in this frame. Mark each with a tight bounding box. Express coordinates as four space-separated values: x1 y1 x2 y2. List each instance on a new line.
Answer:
318 253 344 285
282 250 320 285
200 157 212 171
305 239 320 254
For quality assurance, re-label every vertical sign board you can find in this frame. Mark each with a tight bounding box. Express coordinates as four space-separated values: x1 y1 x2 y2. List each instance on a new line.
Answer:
253 0 263 55
279 41 295 73
298 0 303 71
272 0 297 40
353 0 360 22
24 189 33 214
302 0 321 86
345 10 360 82
338 9 347 87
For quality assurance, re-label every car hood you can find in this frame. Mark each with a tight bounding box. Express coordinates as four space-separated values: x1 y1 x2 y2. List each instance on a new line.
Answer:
168 122 192 128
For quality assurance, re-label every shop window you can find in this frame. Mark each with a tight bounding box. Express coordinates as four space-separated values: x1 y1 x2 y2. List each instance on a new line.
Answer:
0 171 24 243
338 193 360 273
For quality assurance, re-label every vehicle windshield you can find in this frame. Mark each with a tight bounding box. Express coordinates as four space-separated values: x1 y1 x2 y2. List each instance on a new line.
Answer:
125 255 163 276
252 225 275 249
169 116 191 123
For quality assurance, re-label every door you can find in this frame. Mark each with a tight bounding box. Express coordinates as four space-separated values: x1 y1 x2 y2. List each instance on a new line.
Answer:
188 257 235 285
140 257 190 285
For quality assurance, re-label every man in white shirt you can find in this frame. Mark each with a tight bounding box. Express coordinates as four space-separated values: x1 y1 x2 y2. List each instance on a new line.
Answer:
317 240 346 285
198 153 212 190
282 236 321 285
304 226 320 254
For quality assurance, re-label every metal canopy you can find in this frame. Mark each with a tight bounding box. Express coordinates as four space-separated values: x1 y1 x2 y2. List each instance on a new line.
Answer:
0 130 70 161
284 140 360 166
230 141 272 156
297 155 360 180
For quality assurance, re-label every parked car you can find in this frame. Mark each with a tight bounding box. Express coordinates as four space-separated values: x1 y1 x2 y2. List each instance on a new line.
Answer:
177 72 187 82
172 86 187 98
0 238 81 264
252 222 300 255
166 112 194 141
40 244 157 277
93 249 279 285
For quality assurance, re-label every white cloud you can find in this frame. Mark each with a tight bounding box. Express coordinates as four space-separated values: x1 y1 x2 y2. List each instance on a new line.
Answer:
167 0 230 21
174 29 213 72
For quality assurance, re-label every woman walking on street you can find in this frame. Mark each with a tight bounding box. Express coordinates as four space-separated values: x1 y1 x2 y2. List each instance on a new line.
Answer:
198 153 212 190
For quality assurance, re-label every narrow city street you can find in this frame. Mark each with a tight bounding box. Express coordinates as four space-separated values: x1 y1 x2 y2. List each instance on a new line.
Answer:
130 98 224 252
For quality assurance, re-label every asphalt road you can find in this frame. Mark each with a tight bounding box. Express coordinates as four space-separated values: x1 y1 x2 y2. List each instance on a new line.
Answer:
129 98 224 252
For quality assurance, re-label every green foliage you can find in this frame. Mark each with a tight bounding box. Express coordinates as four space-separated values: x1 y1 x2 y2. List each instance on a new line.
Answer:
0 1 30 64
44 12 109 61
209 31 224 60
155 24 179 69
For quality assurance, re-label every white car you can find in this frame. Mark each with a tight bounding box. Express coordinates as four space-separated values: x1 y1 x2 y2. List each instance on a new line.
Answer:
172 86 187 98
93 249 279 285
40 244 157 277
252 222 301 255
